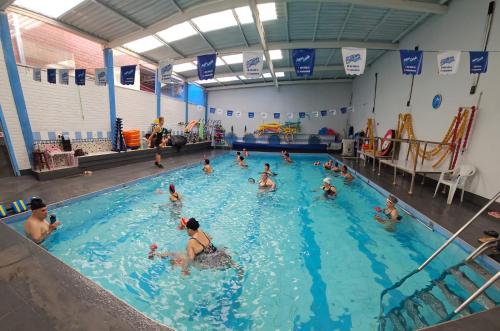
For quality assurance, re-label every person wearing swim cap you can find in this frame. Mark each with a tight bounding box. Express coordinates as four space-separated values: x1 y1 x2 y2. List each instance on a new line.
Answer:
169 184 181 202
332 162 341 172
375 195 401 228
203 159 213 173
259 172 276 191
321 177 337 197
177 217 189 230
23 197 61 244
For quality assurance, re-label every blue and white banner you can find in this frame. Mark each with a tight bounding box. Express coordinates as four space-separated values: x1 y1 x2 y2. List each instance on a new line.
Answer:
437 51 460 75
248 112 254 118
340 107 348 114
47 69 56 84
216 108 223 115
260 112 267 119
399 50 423 75
120 65 136 85
33 68 41 82
292 48 315 77
312 111 319 118
299 112 306 119
226 110 233 117
235 111 242 118
329 109 337 115
341 47 367 75
243 51 264 78
159 59 174 83
274 113 280 119
469 51 488 74
197 54 217 80
75 69 86 85
95 68 107 86
59 69 69 85
209 107 216 114
320 110 328 117
286 112 294 119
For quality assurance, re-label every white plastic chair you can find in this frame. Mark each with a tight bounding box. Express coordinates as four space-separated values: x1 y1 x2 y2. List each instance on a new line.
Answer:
433 165 476 205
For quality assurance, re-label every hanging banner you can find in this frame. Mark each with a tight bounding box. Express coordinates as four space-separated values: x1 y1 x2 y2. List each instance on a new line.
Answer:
341 47 367 75
209 107 216 114
197 105 204 113
299 112 306 119
33 68 41 82
340 107 348 114
330 109 337 115
312 111 319 118
235 111 242 118
216 108 223 115
273 113 280 119
226 110 233 117
260 112 267 119
75 69 86 85
399 50 423 75
120 65 136 85
292 48 316 76
159 59 174 83
437 51 461 75
47 69 56 84
243 51 264 78
59 69 69 85
320 110 328 117
248 112 255 118
95 68 107 86
197 54 217 80
286 112 294 119
469 51 488 74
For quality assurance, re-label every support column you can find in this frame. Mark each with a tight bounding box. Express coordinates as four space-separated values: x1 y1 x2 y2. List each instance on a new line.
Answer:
184 82 189 124
155 69 161 118
204 89 208 125
0 11 33 168
103 48 116 147
0 104 20 175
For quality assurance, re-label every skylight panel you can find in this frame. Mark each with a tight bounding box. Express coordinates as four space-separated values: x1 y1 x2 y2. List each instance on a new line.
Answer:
258 3 277 21
192 10 237 32
269 49 283 60
262 71 284 78
263 73 272 78
235 6 253 24
222 54 243 64
156 22 197 43
14 0 85 18
123 36 163 53
173 62 197 72
217 76 239 82
196 79 218 84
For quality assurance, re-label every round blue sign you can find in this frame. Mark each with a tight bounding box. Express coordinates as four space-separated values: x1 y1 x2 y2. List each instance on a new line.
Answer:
432 94 442 109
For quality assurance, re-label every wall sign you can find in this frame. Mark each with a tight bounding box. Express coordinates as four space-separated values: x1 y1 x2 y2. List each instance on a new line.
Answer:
432 94 443 109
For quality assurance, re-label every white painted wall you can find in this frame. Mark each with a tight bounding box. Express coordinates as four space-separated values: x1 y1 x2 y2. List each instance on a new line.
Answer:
207 83 352 137
161 96 186 134
349 0 500 199
0 41 30 170
115 87 155 132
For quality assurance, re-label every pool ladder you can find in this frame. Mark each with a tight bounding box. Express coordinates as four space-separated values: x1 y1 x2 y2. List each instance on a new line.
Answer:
379 191 500 330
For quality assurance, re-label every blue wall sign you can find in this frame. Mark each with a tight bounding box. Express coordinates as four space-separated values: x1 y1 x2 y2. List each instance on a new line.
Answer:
432 94 442 109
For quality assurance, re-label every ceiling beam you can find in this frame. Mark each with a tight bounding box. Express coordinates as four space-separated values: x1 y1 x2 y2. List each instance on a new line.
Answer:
187 65 345 82
232 9 249 47
249 0 277 88
206 78 353 91
0 0 15 10
285 0 447 14
312 3 322 41
364 9 392 41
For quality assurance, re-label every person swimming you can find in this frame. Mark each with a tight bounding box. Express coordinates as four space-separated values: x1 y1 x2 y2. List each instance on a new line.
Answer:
238 156 248 168
235 151 241 163
169 183 181 202
263 163 276 176
243 148 249 157
341 165 354 180
324 160 333 170
203 158 213 173
321 177 337 197
282 151 293 163
374 195 402 231
332 162 341 172
259 172 276 190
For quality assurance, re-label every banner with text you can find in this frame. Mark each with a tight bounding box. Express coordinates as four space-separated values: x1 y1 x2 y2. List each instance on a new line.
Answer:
400 50 423 75
341 47 366 75
75 69 86 85
159 59 174 83
243 51 264 78
292 48 316 76
47 69 56 84
120 65 136 85
469 51 488 74
197 54 217 80
95 68 107 86
437 51 460 75
33 68 41 82
59 69 69 85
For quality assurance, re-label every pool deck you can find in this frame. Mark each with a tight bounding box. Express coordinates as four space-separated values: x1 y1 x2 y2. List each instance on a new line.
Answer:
0 149 498 330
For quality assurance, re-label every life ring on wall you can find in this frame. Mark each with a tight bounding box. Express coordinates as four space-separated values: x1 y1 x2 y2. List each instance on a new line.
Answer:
378 129 395 156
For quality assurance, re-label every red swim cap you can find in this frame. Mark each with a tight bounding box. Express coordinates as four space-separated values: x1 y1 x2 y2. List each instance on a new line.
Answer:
150 243 158 250
181 217 188 225
169 184 175 192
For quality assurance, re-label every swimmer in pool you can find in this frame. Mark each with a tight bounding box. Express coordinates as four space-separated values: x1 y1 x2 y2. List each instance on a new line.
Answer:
238 156 248 168
283 151 293 163
332 162 341 172
259 172 276 190
203 158 213 173
375 195 402 232
235 151 241 163
169 184 181 202
321 177 337 197
263 163 276 176
243 148 249 157
324 160 333 170
341 165 354 181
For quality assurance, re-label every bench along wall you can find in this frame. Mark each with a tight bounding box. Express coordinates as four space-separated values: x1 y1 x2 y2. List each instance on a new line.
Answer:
349 0 500 199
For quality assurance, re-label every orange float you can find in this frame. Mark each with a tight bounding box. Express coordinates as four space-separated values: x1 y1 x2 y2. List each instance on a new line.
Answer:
123 130 141 148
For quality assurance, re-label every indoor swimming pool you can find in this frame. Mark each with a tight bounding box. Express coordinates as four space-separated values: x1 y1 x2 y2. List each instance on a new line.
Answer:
9 152 495 330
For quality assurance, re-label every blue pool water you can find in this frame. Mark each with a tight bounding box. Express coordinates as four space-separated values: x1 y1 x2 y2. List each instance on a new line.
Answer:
10 153 484 330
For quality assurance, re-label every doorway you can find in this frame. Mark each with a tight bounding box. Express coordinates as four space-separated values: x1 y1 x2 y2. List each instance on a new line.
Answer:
0 119 15 177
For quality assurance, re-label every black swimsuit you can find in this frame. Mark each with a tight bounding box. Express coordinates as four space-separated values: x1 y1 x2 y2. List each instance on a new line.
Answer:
190 232 232 269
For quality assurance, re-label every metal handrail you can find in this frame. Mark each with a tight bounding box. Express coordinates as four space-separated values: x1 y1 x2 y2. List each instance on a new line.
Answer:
466 238 500 262
454 271 500 314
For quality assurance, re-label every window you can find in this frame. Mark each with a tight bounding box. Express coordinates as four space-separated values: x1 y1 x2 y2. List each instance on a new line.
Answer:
192 10 237 32
123 36 163 53
156 22 197 43
13 0 85 18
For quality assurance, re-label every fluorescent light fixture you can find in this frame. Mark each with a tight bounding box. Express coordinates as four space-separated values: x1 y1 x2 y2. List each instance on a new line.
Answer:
258 3 278 21
222 54 243 64
196 79 218 84
269 49 283 60
262 71 284 78
217 76 239 82
192 10 237 32
123 36 163 53
156 22 197 43
235 3 278 24
173 62 197 72
14 0 85 18
262 73 272 78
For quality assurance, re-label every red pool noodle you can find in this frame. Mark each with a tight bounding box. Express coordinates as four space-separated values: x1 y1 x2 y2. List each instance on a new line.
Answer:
461 106 477 154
